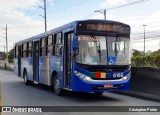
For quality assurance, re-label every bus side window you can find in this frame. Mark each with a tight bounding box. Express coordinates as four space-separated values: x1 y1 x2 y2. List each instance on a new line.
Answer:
54 33 62 56
27 42 32 57
45 37 48 56
46 35 53 56
22 43 27 58
40 38 46 57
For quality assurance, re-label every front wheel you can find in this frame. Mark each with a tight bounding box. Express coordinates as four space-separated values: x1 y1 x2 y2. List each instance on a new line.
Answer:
53 75 63 96
24 71 29 85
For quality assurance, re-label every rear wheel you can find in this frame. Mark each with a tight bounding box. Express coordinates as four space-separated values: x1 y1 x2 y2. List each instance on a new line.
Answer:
53 75 63 96
24 71 32 85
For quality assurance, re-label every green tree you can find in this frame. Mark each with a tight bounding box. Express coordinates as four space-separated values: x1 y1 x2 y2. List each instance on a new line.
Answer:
131 49 160 67
8 49 14 63
8 49 14 59
151 49 160 56
132 49 143 57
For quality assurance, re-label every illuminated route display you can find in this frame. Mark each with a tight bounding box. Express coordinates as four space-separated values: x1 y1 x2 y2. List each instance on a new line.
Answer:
77 21 130 35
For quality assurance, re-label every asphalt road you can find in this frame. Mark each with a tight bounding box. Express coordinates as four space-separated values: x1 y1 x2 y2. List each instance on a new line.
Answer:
0 70 159 115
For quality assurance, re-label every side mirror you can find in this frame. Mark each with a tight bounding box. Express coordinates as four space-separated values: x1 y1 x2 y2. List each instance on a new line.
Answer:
72 33 78 51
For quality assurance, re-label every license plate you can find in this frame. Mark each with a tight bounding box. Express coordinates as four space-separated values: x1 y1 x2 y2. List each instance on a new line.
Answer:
104 84 113 88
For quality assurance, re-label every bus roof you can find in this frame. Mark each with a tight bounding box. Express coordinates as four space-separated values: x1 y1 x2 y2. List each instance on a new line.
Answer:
15 19 130 46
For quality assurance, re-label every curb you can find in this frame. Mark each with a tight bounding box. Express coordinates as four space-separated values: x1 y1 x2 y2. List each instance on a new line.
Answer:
0 68 14 72
115 91 160 103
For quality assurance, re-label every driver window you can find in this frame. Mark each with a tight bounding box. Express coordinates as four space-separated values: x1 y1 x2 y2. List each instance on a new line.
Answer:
112 41 126 64
82 48 91 64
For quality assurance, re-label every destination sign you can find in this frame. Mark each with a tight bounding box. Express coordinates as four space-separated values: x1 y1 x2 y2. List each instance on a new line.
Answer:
77 22 130 34
87 23 120 31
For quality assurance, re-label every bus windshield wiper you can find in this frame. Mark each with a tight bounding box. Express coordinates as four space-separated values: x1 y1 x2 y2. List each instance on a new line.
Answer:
96 43 102 63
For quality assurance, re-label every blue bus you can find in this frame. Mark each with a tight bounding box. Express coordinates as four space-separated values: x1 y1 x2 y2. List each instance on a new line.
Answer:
14 19 131 95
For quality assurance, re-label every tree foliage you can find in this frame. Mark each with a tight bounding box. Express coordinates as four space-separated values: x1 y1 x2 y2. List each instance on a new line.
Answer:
132 49 160 67
8 49 14 59
132 49 143 57
8 48 14 63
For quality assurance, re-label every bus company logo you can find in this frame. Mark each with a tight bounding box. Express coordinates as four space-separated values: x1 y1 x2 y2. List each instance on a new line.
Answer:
2 107 11 112
1 107 42 112
113 73 123 78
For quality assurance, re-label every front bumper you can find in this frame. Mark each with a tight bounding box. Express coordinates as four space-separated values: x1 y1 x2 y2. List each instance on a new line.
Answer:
72 74 130 92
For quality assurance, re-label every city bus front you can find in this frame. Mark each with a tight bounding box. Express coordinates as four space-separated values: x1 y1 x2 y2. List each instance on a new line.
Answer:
72 20 131 93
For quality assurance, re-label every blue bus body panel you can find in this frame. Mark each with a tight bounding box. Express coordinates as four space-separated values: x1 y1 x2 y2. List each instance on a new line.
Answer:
14 59 18 76
20 58 33 80
15 56 64 86
38 56 63 86
39 56 63 88
39 57 47 84
49 56 63 87
72 65 130 92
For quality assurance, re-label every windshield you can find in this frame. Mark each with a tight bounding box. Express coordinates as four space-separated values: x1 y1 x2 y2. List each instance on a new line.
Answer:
75 35 130 65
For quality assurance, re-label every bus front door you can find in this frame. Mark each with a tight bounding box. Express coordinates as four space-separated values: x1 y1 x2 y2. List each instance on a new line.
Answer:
33 41 39 82
63 33 73 88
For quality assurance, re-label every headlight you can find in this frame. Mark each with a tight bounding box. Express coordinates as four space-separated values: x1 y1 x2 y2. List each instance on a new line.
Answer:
122 72 130 81
122 76 128 80
74 71 92 82
84 76 92 82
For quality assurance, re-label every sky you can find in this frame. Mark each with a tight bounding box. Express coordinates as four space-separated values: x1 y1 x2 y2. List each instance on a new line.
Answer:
0 0 160 52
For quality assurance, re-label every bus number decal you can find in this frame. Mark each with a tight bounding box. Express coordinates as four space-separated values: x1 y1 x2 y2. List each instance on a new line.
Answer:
113 73 123 78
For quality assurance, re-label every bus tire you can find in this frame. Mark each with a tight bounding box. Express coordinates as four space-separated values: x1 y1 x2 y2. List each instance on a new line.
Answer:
53 75 63 96
24 71 31 85
94 92 104 96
